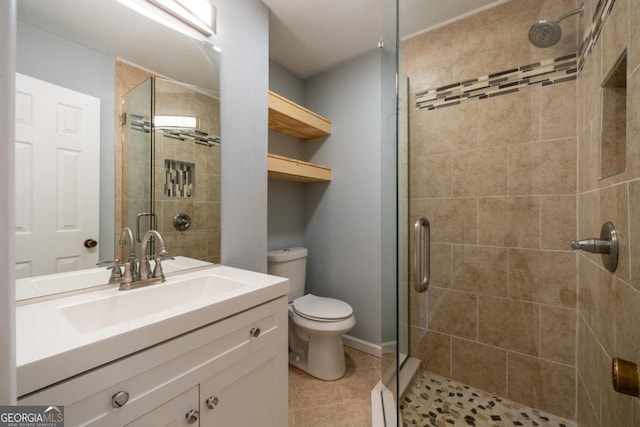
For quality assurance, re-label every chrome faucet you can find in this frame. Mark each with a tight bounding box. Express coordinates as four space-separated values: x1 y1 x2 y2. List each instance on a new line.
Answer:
119 229 170 290
119 227 138 280
139 230 169 281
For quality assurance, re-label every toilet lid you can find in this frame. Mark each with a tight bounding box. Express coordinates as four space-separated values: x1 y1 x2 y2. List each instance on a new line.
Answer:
292 294 353 321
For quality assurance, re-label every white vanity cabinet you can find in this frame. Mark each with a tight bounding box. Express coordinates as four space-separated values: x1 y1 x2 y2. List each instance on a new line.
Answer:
126 386 199 427
19 296 289 427
199 338 283 426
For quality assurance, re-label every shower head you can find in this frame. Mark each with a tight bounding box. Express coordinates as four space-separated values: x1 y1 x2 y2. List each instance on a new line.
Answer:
529 20 562 48
528 3 584 48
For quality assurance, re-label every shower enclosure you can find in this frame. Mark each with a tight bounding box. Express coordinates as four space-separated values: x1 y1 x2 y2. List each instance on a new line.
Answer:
384 0 640 425
120 75 221 264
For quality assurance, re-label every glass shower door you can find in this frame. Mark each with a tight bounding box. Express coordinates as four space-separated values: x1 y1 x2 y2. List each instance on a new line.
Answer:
121 77 154 261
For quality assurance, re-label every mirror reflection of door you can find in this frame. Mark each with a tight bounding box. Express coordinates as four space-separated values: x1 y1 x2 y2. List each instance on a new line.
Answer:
14 73 100 278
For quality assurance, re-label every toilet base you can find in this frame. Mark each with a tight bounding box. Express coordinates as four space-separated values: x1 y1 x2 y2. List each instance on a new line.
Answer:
289 334 347 380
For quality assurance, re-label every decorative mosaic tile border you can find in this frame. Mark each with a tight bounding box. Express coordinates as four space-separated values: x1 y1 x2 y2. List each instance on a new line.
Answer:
401 369 576 427
578 0 617 71
129 113 151 133
415 0 616 111
162 129 220 147
129 114 220 147
415 54 578 111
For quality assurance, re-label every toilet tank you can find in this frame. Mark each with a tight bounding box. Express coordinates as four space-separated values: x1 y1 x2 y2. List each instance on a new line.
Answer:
267 247 308 301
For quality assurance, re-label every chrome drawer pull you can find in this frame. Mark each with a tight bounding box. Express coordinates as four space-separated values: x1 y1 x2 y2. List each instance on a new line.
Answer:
185 409 199 424
111 391 129 408
206 396 219 410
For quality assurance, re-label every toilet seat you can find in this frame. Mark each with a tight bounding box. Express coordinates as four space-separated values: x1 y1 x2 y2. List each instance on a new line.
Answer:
292 294 353 322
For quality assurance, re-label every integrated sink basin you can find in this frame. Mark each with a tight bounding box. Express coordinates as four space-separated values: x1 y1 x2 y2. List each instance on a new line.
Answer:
16 264 289 397
60 274 247 333
15 256 213 301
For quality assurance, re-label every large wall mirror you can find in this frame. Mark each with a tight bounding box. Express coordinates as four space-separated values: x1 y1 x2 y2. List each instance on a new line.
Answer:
15 0 221 301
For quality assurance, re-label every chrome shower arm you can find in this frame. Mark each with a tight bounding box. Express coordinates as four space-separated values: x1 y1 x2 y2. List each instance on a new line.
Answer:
557 4 584 22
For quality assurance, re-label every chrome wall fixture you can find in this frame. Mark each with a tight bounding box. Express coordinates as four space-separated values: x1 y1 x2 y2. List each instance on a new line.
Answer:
571 221 618 272
413 217 430 293
173 212 192 231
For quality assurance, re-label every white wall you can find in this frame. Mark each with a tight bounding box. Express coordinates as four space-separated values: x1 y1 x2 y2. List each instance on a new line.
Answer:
380 22 398 346
216 0 270 272
304 50 383 345
0 0 16 405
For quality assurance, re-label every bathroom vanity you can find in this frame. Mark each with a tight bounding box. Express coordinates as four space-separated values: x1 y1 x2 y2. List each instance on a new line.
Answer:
16 266 289 426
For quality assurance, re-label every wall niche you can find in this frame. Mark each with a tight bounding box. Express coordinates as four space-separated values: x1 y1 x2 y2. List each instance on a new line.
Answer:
600 50 627 179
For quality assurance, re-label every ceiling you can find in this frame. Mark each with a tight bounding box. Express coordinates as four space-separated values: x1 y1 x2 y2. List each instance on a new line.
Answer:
18 0 510 83
17 0 220 92
264 0 510 78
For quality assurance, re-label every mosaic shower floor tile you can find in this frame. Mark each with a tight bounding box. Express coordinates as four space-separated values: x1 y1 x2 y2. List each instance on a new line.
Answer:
400 369 576 427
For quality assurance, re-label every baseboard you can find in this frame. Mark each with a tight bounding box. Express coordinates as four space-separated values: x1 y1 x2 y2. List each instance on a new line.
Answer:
343 334 382 358
381 340 396 355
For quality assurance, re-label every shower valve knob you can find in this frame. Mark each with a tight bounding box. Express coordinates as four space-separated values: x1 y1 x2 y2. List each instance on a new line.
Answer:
570 238 612 254
571 222 618 272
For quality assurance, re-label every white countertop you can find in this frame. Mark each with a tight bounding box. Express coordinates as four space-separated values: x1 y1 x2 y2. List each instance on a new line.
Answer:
16 265 289 397
15 256 213 301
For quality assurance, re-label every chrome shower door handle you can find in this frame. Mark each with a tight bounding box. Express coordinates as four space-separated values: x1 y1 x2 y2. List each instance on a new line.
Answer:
413 216 430 293
135 212 157 243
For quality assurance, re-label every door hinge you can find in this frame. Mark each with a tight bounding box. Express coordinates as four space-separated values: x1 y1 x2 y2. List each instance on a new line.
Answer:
120 113 127 125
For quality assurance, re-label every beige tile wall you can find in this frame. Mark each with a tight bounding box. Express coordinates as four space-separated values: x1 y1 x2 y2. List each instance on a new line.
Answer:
402 0 583 420
154 84 221 264
576 0 640 425
116 62 221 264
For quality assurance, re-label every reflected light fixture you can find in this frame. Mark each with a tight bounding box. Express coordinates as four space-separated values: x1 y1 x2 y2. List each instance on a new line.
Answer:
155 115 198 128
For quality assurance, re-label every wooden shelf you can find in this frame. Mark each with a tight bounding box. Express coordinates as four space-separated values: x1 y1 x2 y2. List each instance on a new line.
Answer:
268 154 331 183
268 91 332 140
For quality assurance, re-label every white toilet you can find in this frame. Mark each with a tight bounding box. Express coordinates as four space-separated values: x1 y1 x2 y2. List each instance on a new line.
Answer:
267 247 356 380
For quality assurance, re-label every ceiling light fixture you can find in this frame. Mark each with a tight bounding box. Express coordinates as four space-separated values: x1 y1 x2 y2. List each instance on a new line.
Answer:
117 0 217 44
146 0 216 36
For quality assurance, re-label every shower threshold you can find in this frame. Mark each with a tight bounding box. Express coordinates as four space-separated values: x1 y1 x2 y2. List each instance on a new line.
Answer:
401 369 576 427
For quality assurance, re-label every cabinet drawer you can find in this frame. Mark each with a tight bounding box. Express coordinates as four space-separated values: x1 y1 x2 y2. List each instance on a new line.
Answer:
20 297 288 426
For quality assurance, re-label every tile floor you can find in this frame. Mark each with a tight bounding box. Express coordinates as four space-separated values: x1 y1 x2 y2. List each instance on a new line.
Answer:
401 369 577 427
288 347 381 427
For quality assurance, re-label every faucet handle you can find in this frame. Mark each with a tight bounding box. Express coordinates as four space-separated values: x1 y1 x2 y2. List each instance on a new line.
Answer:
98 259 124 283
121 262 134 284
97 259 120 267
152 256 169 282
118 262 135 290
155 251 174 260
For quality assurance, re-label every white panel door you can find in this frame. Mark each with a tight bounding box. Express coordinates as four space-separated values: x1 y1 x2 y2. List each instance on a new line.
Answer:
15 73 101 278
